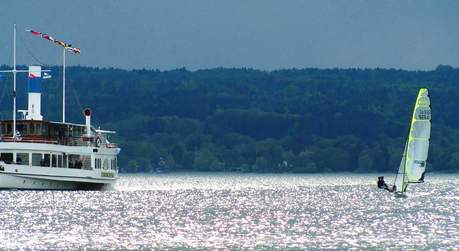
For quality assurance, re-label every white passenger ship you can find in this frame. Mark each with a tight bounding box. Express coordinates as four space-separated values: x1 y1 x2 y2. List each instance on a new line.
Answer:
0 66 120 190
0 26 120 190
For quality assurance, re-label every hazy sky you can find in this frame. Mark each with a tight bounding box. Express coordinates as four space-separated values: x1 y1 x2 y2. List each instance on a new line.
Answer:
0 0 458 70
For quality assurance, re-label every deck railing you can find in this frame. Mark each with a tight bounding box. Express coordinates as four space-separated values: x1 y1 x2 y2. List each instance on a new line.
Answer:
1 137 58 144
1 136 118 148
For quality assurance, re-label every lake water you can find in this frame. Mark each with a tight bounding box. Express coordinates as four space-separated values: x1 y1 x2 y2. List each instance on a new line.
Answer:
0 173 458 249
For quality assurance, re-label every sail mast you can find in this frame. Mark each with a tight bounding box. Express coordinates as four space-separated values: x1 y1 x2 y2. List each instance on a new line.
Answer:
401 146 408 192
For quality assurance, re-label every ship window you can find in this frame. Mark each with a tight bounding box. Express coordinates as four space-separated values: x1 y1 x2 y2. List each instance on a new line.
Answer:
63 154 67 168
43 154 50 167
35 124 42 136
0 153 13 164
25 124 30 135
69 155 75 168
69 154 90 169
42 124 48 135
58 155 63 168
110 158 117 170
70 155 80 168
95 158 101 169
6 124 11 135
17 124 23 134
32 153 42 166
103 159 109 170
16 153 29 166
52 154 57 167
29 124 35 135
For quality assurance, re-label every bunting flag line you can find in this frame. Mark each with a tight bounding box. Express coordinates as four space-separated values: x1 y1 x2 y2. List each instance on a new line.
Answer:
26 29 81 54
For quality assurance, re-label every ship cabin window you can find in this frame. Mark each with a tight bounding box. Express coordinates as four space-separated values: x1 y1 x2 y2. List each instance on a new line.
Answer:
58 155 63 168
42 154 50 167
25 123 41 136
103 159 109 170
110 158 117 170
69 154 91 170
66 126 85 138
0 122 50 137
29 124 35 135
0 153 13 164
50 154 63 168
4 123 12 136
32 153 42 166
51 154 57 167
95 158 102 169
63 154 67 168
42 124 48 135
35 124 42 135
16 124 25 135
16 153 29 165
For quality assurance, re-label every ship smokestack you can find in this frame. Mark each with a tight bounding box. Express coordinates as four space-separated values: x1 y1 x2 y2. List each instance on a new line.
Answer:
26 66 43 120
84 108 91 136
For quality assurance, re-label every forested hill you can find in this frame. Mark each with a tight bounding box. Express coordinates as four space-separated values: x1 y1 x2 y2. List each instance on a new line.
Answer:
1 65 458 173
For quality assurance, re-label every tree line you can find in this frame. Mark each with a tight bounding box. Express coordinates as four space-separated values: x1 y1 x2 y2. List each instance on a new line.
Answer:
0 64 458 173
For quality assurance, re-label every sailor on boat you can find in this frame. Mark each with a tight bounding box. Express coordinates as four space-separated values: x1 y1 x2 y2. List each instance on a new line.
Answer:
377 176 395 192
377 176 388 189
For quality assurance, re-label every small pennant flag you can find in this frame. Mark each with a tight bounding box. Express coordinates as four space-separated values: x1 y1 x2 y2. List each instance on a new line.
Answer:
42 72 51 79
55 39 68 48
42 34 55 42
28 30 41 36
69 47 81 54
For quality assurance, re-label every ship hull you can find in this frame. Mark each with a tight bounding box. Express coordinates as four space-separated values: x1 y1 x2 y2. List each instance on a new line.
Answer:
0 172 110 190
0 160 117 190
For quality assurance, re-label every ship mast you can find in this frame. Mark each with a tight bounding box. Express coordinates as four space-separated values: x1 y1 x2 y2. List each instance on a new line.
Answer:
0 25 52 138
62 47 66 123
0 24 21 138
13 24 16 138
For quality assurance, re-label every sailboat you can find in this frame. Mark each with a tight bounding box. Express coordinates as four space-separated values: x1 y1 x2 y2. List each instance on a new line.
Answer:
393 88 431 195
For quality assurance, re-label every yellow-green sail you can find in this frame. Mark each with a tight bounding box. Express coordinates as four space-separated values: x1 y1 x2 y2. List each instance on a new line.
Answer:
394 88 431 193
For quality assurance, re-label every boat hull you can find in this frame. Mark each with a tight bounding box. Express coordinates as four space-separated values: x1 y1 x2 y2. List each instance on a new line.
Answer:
0 172 110 190
0 161 117 190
